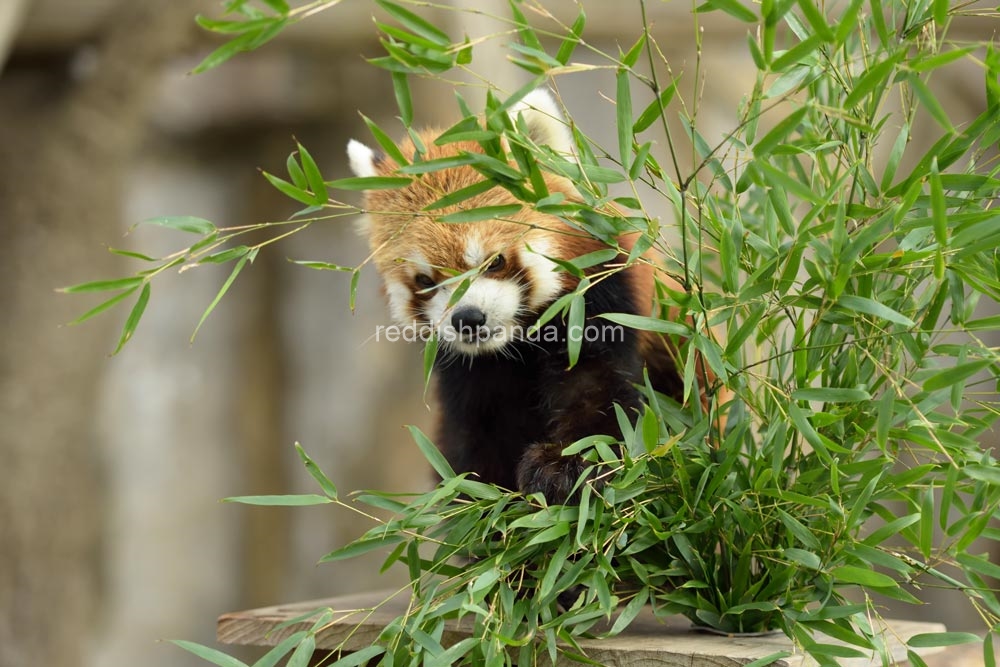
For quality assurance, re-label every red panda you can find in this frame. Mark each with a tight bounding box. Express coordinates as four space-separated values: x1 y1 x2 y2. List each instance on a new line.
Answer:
348 89 721 502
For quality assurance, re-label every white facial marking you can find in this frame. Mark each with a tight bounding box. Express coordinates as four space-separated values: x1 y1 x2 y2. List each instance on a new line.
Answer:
408 252 433 278
519 237 563 310
463 231 486 269
385 279 413 326
347 139 377 177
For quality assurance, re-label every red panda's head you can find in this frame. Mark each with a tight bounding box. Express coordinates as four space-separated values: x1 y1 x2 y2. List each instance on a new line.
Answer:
348 89 595 357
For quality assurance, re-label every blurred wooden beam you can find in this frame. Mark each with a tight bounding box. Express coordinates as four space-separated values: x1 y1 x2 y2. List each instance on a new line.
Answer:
0 0 28 69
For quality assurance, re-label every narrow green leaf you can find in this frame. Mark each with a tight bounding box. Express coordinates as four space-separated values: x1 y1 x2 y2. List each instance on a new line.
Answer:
830 565 897 588
616 68 634 170
361 114 410 166
376 0 450 45
169 640 249 667
292 260 353 272
621 34 646 68
609 589 649 635
295 143 327 203
422 181 495 210
567 291 585 368
191 20 288 74
880 123 909 191
908 633 982 648
555 9 586 65
696 0 757 22
286 152 306 189
633 82 677 133
437 204 521 223
791 387 872 402
932 0 949 24
391 72 413 126
222 494 333 506
929 157 948 246
770 33 823 72
67 286 139 326
320 535 404 563
845 51 904 109
753 106 807 157
965 464 1000 486
922 360 992 392
286 634 315 667
330 645 386 667
911 46 973 73
408 425 455 479
263 171 317 206
326 176 412 191
784 548 822 570
141 216 217 235
599 313 689 335
349 269 360 312
112 282 150 354
744 652 794 667
192 251 254 342
919 485 934 560
251 631 308 667
200 246 251 264
836 294 915 327
108 247 159 262
59 276 144 294
796 0 834 41
295 443 338 499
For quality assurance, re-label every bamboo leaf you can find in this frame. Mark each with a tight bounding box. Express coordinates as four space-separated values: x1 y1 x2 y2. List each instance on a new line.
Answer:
408 425 456 479
836 295 915 327
567 291 585 368
192 250 255 342
112 282 151 354
633 82 677 133
437 204 521 223
295 443 338 499
599 313 690 335
67 286 139 325
922 360 992 392
141 216 217 235
696 0 757 23
845 51 904 109
754 106 807 157
59 276 144 294
361 114 410 166
263 171 318 206
908 633 982 648
169 640 249 667
391 72 413 126
222 494 333 506
830 565 898 588
616 68 634 170
376 0 450 45
791 387 872 402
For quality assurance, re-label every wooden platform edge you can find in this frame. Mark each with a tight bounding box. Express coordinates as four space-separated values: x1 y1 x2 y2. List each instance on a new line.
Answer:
218 590 949 667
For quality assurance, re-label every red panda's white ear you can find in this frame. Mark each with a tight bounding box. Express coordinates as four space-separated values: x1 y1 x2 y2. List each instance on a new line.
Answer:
347 139 378 177
508 88 575 157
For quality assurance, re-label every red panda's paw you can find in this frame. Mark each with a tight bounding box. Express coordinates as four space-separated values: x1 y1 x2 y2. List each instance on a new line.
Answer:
516 442 591 504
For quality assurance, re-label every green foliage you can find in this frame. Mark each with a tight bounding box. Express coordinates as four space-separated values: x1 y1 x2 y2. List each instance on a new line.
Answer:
65 0 1000 665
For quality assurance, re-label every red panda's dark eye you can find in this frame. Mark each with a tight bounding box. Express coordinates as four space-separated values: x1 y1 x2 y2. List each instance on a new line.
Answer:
414 274 436 290
486 254 506 273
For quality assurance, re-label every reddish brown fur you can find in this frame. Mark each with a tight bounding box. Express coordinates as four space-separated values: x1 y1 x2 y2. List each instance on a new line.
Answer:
362 132 727 433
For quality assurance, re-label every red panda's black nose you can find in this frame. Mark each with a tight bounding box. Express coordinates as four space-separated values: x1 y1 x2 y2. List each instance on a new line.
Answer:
452 306 487 332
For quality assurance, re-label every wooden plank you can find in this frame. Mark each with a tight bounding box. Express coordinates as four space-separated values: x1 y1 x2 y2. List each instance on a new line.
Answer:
219 590 948 667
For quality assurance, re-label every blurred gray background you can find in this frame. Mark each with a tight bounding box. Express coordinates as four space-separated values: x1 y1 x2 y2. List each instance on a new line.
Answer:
0 1 996 666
